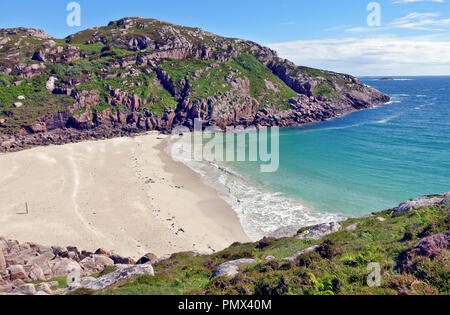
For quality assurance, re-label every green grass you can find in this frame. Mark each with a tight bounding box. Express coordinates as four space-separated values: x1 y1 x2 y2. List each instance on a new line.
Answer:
32 276 69 290
0 73 74 132
159 54 297 111
313 83 340 100
89 201 449 295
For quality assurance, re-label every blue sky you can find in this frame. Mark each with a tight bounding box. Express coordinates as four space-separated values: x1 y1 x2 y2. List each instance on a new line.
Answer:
1 0 449 75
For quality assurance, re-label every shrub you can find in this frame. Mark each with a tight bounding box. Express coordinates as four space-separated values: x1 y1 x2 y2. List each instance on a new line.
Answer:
316 240 342 259
256 237 275 251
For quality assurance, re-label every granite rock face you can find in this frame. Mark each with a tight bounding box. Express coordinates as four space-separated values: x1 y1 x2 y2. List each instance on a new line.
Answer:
267 226 300 239
296 222 342 241
80 265 154 291
211 259 257 278
394 193 449 213
0 236 136 295
0 17 389 152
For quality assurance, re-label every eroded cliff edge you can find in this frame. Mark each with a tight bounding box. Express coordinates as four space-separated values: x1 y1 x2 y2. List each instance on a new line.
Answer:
0 17 389 152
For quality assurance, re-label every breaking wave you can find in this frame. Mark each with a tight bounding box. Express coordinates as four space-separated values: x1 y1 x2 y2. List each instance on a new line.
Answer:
167 136 342 241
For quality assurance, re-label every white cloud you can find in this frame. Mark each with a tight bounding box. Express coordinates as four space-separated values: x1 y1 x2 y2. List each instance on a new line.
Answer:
345 12 450 32
267 35 450 76
394 0 445 3
390 12 450 30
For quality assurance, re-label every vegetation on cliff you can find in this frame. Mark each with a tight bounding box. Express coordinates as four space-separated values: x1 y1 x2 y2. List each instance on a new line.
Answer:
0 17 389 142
72 194 449 296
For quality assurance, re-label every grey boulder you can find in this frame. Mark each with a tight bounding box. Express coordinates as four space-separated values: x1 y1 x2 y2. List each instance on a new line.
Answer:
267 226 299 239
296 222 342 240
394 193 448 213
211 259 256 278
83 264 154 291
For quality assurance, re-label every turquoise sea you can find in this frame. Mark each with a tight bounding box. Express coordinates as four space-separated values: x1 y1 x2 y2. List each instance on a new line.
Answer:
172 77 450 240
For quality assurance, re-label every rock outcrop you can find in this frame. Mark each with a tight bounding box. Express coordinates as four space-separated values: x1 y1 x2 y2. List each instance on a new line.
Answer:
296 222 342 240
80 265 154 291
394 193 449 213
211 259 257 278
0 237 138 295
0 17 389 153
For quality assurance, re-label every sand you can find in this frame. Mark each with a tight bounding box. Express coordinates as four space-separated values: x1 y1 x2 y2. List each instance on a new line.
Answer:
0 132 250 259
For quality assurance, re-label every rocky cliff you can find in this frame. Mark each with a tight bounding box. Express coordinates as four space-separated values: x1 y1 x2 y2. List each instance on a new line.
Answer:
0 17 389 152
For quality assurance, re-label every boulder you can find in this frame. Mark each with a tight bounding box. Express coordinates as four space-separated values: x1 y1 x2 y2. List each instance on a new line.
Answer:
394 195 444 213
32 50 46 62
11 279 25 287
267 225 299 239
50 258 81 277
7 265 29 282
0 282 13 294
80 276 96 287
17 95 25 100
345 223 358 232
83 265 154 291
284 245 319 262
441 192 450 205
12 284 36 295
45 76 57 92
28 264 45 281
94 248 110 256
13 102 23 108
66 246 79 253
79 255 114 273
136 253 158 265
0 250 6 272
109 254 135 265
296 222 342 240
211 259 257 278
29 250 56 266
36 283 52 295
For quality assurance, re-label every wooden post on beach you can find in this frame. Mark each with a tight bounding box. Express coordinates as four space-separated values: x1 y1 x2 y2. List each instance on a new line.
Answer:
25 202 29 215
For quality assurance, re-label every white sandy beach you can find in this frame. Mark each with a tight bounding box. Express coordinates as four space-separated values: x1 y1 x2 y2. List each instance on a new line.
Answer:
0 133 250 259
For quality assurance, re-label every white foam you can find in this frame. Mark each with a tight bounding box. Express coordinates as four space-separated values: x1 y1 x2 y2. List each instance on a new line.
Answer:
167 136 342 240
376 114 401 124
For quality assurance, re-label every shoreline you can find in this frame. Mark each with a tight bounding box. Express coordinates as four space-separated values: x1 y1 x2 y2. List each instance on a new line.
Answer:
0 132 250 259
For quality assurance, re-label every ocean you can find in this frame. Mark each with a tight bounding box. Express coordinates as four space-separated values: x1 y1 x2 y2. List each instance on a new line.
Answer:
170 76 450 241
